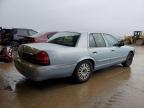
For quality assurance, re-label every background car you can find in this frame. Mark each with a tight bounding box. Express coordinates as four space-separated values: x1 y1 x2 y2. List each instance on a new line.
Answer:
14 31 135 83
10 31 57 50
0 27 38 46
0 28 57 62
0 27 38 63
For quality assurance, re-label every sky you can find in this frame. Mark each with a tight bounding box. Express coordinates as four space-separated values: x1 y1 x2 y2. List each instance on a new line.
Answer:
0 0 144 37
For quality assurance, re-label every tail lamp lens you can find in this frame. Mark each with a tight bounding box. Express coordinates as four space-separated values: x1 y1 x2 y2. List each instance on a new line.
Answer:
36 51 50 65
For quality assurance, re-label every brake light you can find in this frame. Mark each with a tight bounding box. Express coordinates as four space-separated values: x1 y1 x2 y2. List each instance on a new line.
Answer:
30 38 35 43
36 51 50 65
23 37 35 43
28 38 35 43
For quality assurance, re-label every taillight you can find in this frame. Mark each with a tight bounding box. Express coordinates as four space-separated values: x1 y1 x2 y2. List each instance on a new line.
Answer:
35 51 50 65
28 37 35 43
30 38 35 43
21 37 35 44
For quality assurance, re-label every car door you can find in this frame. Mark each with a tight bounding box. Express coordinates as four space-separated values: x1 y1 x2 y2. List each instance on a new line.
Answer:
88 33 111 69
102 33 126 64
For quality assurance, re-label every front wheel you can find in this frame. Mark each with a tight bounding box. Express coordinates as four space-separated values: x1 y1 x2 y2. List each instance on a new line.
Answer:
122 52 134 67
72 60 93 83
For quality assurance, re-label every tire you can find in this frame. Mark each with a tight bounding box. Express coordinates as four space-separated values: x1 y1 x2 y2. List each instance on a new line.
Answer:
122 52 134 67
72 60 93 83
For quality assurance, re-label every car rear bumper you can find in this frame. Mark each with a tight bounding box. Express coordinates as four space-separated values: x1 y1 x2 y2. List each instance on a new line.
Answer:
14 58 76 81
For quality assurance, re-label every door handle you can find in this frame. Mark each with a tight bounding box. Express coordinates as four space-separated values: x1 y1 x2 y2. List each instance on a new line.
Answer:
92 51 97 54
111 50 115 51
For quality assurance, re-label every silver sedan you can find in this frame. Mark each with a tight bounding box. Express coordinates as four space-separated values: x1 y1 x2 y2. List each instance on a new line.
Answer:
14 32 135 83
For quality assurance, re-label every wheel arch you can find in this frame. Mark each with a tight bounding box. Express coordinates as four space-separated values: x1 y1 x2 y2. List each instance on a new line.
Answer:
76 57 95 69
129 50 134 55
72 57 95 83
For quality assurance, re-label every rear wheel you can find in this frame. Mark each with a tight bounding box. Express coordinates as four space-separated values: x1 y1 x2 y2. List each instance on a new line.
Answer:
73 60 93 83
122 52 134 67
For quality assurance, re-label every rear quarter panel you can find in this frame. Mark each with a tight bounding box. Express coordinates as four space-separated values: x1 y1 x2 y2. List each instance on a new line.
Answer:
48 47 90 66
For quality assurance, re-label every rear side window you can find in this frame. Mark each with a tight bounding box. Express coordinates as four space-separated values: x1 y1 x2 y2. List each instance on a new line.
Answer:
89 34 96 48
48 32 80 47
16 29 28 36
29 30 37 36
93 33 106 47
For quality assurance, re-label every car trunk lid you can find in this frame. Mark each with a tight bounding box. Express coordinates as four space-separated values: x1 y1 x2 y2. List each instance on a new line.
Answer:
18 43 69 64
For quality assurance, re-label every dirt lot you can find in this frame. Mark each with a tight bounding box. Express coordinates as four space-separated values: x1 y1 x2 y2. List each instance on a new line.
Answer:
0 46 144 108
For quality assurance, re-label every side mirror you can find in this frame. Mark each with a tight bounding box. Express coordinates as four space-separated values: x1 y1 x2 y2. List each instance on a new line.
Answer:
114 41 124 47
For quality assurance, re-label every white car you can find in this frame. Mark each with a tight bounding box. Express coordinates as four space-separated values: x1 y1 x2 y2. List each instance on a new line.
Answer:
14 32 135 83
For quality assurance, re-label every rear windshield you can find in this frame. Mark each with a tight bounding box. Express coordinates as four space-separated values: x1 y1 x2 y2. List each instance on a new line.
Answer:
48 32 80 47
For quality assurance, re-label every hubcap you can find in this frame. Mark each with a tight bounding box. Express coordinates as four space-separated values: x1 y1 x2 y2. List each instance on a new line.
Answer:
78 63 91 80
